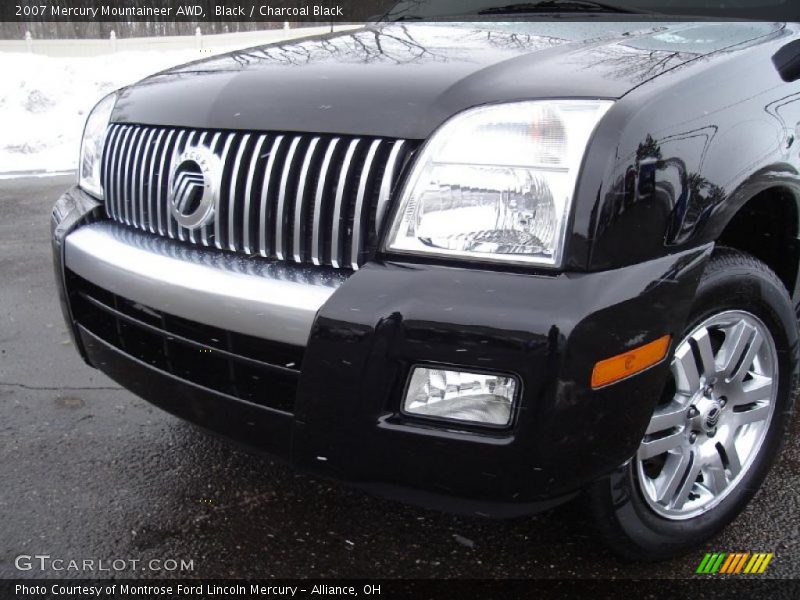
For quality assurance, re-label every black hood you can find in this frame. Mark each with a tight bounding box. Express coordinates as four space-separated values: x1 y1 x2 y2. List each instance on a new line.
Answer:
113 21 783 139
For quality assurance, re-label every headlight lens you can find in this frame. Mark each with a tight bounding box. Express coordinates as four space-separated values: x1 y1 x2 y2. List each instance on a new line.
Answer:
78 92 117 199
385 100 612 266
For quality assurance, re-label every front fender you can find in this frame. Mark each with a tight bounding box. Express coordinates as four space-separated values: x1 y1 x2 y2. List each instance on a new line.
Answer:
576 26 800 273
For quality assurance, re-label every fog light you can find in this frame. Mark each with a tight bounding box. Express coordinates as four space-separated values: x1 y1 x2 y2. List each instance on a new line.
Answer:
403 367 517 426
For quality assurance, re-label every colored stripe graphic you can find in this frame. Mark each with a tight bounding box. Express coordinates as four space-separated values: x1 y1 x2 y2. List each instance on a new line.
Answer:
698 552 773 574
744 553 774 574
759 554 774 573
719 553 749 574
696 554 712 574
733 553 750 574
697 553 727 574
719 554 736 574
744 554 760 574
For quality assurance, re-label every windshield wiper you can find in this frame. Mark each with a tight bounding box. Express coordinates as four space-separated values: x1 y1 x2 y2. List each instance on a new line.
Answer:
477 1 649 15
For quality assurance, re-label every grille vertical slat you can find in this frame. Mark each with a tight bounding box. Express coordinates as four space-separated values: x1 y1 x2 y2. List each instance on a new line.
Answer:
214 133 237 250
331 139 361 269
125 127 140 225
243 134 268 255
102 125 123 221
258 135 285 258
351 139 382 270
144 129 164 233
293 137 320 263
111 127 126 222
125 128 145 227
139 129 156 229
311 138 340 266
188 132 208 244
118 127 135 225
275 136 302 261
141 128 156 229
376 140 407 236
156 129 176 237
102 124 412 270
178 131 200 242
228 134 251 252
201 132 222 247
116 127 134 225
167 130 187 240
131 127 145 228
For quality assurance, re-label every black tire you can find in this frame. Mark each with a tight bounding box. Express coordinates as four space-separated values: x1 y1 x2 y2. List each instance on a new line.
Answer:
586 247 798 561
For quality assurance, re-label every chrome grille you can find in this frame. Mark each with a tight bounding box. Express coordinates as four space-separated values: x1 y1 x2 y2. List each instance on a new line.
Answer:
101 124 414 269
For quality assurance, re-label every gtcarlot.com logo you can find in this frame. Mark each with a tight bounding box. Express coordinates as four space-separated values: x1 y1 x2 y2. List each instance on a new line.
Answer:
14 554 194 573
696 552 774 574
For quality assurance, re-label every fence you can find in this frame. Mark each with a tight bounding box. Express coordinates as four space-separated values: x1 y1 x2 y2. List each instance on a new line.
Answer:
0 23 356 57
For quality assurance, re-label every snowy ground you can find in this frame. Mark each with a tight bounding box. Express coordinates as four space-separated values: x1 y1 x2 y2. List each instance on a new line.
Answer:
0 49 220 174
1 26 355 176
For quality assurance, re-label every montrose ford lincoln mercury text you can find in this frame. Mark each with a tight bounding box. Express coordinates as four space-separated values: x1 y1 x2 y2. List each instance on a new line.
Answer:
51 10 800 559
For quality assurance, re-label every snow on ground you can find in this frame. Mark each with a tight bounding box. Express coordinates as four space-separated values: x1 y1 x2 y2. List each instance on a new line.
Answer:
0 48 230 174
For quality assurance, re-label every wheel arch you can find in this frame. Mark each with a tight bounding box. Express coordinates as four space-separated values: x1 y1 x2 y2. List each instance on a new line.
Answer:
714 177 800 302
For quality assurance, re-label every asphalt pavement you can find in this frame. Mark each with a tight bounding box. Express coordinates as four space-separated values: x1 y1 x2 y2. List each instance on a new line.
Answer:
1 175 799 580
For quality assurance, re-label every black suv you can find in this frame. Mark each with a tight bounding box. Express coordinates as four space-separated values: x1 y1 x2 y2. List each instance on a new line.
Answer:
52 16 800 559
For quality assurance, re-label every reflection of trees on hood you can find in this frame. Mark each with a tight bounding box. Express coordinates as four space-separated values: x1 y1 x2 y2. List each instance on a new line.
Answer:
594 133 727 244
636 134 663 168
176 24 569 71
688 173 726 211
473 29 564 51
668 172 726 244
580 43 700 83
210 26 446 68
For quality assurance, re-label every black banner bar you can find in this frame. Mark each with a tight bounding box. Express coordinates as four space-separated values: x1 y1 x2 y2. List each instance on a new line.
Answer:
4 1 389 23
2 0 800 23
2 579 800 600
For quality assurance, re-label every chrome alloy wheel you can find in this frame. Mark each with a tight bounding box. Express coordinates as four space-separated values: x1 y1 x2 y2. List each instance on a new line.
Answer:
636 310 778 520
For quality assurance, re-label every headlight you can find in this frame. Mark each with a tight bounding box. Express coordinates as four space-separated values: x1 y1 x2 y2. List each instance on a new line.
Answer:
385 100 613 267
78 92 117 199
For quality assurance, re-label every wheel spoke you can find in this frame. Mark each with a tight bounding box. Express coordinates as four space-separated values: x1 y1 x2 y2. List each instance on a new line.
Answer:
730 373 773 407
719 321 756 380
673 343 700 395
672 453 701 509
645 402 688 435
638 430 685 460
721 434 742 477
731 329 762 382
733 403 771 427
654 450 690 504
692 328 718 378
705 460 728 495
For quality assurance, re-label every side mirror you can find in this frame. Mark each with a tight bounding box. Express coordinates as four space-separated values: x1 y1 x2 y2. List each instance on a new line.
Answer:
773 39 800 83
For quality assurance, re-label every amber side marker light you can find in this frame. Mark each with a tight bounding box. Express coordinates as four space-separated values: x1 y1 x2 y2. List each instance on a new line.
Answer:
591 335 672 389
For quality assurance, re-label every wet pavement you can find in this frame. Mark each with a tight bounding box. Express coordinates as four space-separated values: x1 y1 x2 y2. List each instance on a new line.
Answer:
1 175 798 580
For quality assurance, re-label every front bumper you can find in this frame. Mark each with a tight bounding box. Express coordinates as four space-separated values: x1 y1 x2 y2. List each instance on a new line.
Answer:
53 187 712 517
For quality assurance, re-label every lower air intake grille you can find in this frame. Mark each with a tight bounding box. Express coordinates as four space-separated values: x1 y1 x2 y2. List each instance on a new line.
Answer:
67 270 301 413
